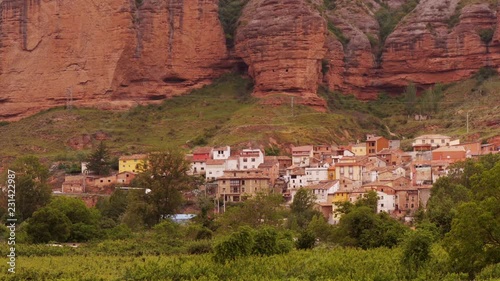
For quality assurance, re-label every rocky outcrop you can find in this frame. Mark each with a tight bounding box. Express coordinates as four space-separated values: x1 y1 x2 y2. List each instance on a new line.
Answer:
0 0 229 120
2 0 500 119
379 0 498 90
234 0 327 109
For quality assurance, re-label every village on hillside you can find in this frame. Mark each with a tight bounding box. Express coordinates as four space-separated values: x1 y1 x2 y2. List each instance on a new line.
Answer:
60 134 500 224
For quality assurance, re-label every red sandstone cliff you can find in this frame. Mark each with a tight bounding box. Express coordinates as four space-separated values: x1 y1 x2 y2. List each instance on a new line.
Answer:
1 0 500 120
0 0 229 120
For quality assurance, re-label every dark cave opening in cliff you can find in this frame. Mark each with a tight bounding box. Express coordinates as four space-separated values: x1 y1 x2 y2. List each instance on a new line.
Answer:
235 61 249 74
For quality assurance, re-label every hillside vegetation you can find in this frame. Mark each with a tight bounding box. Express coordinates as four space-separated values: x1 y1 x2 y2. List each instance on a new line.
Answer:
0 73 498 161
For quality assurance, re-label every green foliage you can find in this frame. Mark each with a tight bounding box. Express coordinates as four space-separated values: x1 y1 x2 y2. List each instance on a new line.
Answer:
252 226 280 256
186 240 213 255
218 0 248 48
104 224 133 240
1 156 52 222
290 188 320 229
403 83 417 116
327 21 350 47
479 28 494 44
86 141 112 176
296 230 316 250
323 0 336 10
444 199 500 278
153 219 184 247
96 189 129 223
474 66 498 83
213 226 292 263
307 214 334 242
375 0 419 44
219 193 286 229
213 226 254 263
334 206 408 249
401 229 433 279
264 145 281 156
130 150 193 225
427 177 472 234
25 207 71 243
25 196 102 243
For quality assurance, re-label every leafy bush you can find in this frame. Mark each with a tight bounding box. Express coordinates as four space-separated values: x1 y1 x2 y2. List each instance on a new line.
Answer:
479 28 494 44
296 230 316 250
474 66 498 83
219 0 249 48
213 226 254 263
186 240 213 255
327 21 349 47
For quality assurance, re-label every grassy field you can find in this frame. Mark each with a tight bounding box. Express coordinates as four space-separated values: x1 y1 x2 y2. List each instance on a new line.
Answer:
0 74 498 161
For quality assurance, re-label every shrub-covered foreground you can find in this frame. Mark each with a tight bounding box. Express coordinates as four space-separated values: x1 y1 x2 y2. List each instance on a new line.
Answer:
1 244 500 281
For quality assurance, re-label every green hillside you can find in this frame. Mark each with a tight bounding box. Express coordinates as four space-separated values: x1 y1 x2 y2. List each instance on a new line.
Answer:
0 74 498 161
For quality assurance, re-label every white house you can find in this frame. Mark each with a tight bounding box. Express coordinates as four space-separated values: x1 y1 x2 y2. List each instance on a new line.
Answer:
225 156 239 170
305 165 329 185
285 166 307 190
289 180 339 203
239 149 264 170
205 159 226 182
377 190 396 214
212 146 231 160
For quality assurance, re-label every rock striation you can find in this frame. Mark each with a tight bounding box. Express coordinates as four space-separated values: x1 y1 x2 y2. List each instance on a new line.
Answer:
0 0 229 120
2 0 500 119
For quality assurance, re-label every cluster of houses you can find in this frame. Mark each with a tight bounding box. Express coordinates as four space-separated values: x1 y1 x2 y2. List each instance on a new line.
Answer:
60 134 499 223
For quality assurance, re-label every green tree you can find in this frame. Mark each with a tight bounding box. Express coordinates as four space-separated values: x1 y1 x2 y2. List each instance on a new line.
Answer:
401 229 433 279
131 150 193 225
2 156 52 221
426 177 472 234
25 207 71 243
86 142 112 176
97 189 129 222
30 197 102 242
219 192 286 230
334 206 407 249
444 199 500 279
290 188 320 229
404 83 417 116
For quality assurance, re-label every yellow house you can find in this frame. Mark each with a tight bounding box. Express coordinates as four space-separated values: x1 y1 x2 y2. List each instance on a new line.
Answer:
119 154 148 173
351 143 367 156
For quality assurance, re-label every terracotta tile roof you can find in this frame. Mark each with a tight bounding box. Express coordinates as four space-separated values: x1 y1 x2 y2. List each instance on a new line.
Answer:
206 159 225 165
193 147 213 154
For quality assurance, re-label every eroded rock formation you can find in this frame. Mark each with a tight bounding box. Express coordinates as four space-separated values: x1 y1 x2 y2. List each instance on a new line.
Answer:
1 0 500 119
0 0 229 120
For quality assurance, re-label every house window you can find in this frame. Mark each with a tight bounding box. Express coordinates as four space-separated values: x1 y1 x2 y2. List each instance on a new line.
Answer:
100 180 103 183
441 139 445 143
431 139 434 143
243 158 248 162
209 171 212 174
243 166 247 169
242 180 245 185
380 196 384 199
242 187 245 193
251 158 255 162
222 180 226 184
108 180 111 182
340 167 344 174
411 204 414 208
201 167 204 170
126 174 129 177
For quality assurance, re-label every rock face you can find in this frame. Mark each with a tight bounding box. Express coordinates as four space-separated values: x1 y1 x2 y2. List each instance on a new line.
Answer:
2 0 500 119
234 0 327 109
0 0 228 120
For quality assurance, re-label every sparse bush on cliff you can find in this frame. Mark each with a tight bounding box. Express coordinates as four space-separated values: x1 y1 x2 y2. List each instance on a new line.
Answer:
219 0 249 49
479 28 494 44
